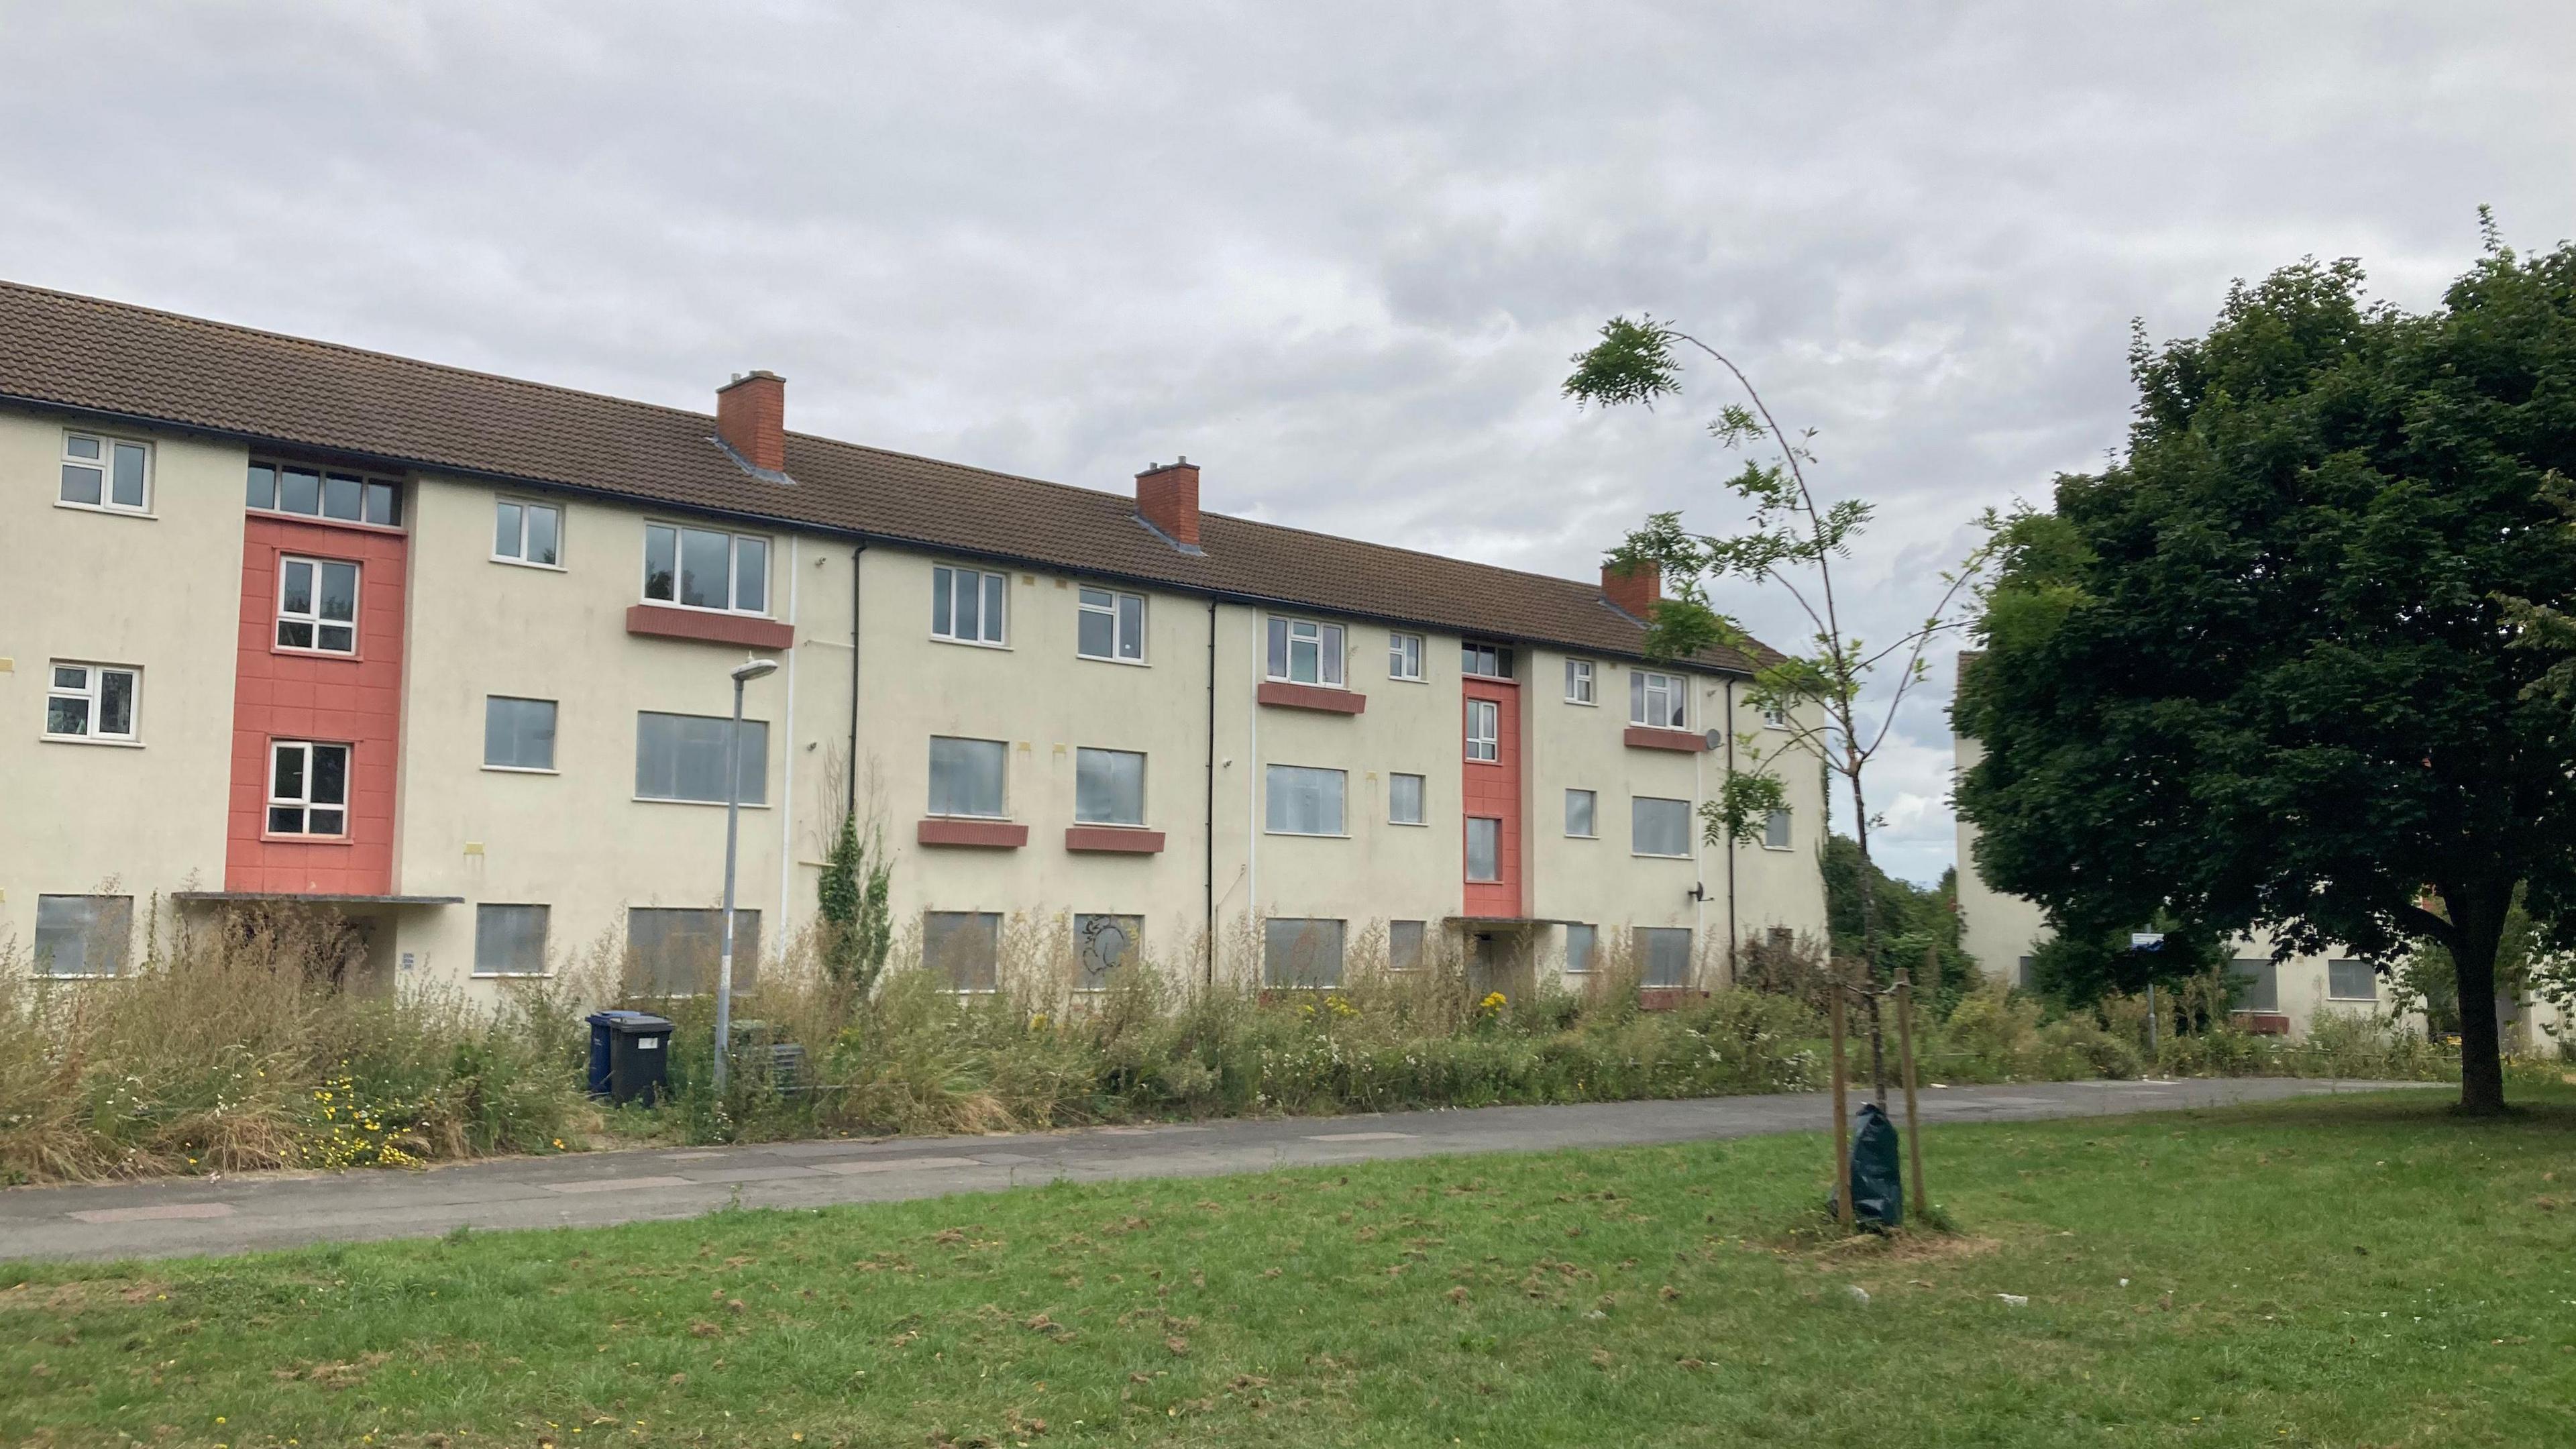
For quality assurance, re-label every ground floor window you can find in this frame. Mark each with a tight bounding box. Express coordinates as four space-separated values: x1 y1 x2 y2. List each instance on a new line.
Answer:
1264 917 1345 988
35 894 132 977
926 910 1002 993
1389 919 1426 972
1075 913 1142 990
1635 926 1693 988
626 906 761 995
2228 957 2279 1013
474 904 550 977
2327 958 2378 1001
1564 922 1598 974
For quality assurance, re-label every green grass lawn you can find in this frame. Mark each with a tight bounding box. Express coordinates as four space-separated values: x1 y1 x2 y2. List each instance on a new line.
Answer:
5 1085 2573 1448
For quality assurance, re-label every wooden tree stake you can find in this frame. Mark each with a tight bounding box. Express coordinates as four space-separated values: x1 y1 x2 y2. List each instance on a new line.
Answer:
1829 973 1852 1229
1896 967 1927 1220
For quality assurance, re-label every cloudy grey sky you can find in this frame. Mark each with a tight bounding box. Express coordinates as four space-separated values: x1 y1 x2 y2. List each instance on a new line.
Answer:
7 1 2571 881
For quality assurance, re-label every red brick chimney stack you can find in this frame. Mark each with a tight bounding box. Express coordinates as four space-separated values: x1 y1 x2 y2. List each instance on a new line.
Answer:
1603 559 1660 619
1136 457 1202 547
717 370 787 474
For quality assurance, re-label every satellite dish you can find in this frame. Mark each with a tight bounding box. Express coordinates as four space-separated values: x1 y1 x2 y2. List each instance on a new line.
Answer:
1703 729 1723 752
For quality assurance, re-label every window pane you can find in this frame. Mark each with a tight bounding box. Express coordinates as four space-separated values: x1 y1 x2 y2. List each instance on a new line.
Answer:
928 737 1008 817
1079 586 1112 610
1075 914 1141 990
246 463 277 509
955 568 981 639
1077 604 1115 659
60 463 102 505
735 536 768 612
1764 808 1792 849
277 621 314 649
1263 918 1344 988
1565 923 1597 973
312 745 349 806
66 435 101 460
679 528 729 608
925 911 1000 992
1321 625 1344 686
475 904 550 976
35 894 132 977
1267 617 1288 678
1638 928 1693 987
485 696 558 769
1566 788 1596 837
111 443 148 507
2230 958 2279 1013
981 572 1006 641
280 560 313 616
280 468 321 515
1466 818 1500 881
637 712 766 804
1074 747 1144 825
627 906 760 996
495 501 523 557
309 808 345 836
644 525 678 600
317 624 354 653
268 806 303 833
364 480 399 526
99 670 135 736
1389 920 1426 971
2328 959 2377 1000
318 562 358 623
1265 765 1345 835
1289 634 1318 684
272 743 305 802
47 695 91 736
527 504 559 566
323 473 364 520
1390 773 1424 824
1633 796 1690 856
932 566 955 635
1117 593 1144 659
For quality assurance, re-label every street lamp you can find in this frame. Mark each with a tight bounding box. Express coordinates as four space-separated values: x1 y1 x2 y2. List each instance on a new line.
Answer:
714 653 778 1095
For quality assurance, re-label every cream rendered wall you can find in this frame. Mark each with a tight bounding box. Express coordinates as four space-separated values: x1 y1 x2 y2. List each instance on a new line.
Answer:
0 406 243 971
384 478 814 998
1952 733 2051 986
864 553 1216 980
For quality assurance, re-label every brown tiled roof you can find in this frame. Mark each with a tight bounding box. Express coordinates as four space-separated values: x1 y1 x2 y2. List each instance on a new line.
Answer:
0 279 1766 674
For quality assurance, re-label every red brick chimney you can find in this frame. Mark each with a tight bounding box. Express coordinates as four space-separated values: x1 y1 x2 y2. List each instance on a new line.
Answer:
716 370 786 474
1136 457 1201 547
1603 559 1659 619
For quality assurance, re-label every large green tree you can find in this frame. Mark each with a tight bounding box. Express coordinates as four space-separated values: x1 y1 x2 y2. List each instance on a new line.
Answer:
1955 228 2576 1114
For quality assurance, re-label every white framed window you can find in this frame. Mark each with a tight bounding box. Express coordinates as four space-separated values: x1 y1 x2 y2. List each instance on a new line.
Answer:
493 498 562 568
1462 641 1513 679
928 736 1009 818
1466 817 1501 882
35 894 134 977
1075 913 1142 990
635 712 767 804
1389 632 1425 682
627 906 761 995
276 555 360 653
45 663 140 742
1389 771 1426 826
1632 795 1691 857
268 741 351 836
931 564 1008 645
474 904 551 977
926 910 1001 993
2229 957 2280 1014
1267 616 1346 687
643 523 769 614
1465 699 1499 762
484 696 558 771
1635 926 1693 987
1564 658 1596 704
246 462 399 526
1075 747 1145 826
1762 702 1789 729
1564 922 1598 974
1762 808 1792 851
60 431 152 514
2328 959 2379 1001
1631 669 1686 729
1564 788 1597 838
1263 917 1345 988
1077 586 1146 661
1265 764 1347 835
1389 919 1427 971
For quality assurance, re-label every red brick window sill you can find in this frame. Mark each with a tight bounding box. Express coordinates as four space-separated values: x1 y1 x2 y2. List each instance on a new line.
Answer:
1623 726 1708 753
1065 826 1166 854
627 604 796 651
1258 680 1366 715
917 818 1028 849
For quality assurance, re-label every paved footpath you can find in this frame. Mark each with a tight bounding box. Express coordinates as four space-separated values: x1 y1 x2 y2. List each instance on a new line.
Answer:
2 1077 2430 1263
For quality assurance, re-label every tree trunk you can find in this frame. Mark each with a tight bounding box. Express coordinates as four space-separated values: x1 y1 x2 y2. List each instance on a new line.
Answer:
1844 763 1888 1106
2449 881 2511 1116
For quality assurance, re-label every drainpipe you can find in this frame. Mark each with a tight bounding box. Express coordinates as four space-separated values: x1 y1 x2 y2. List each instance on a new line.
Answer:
1205 596 1218 987
776 535 800 947
1693 694 1706 976
1724 676 1738 983
847 544 865 822
1246 608 1260 963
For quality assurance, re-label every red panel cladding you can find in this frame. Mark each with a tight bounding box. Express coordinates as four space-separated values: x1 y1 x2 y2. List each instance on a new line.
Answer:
225 515 408 894
1461 678 1522 919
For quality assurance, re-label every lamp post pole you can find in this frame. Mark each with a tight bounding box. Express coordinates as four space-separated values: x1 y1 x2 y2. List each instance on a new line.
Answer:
714 655 778 1097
